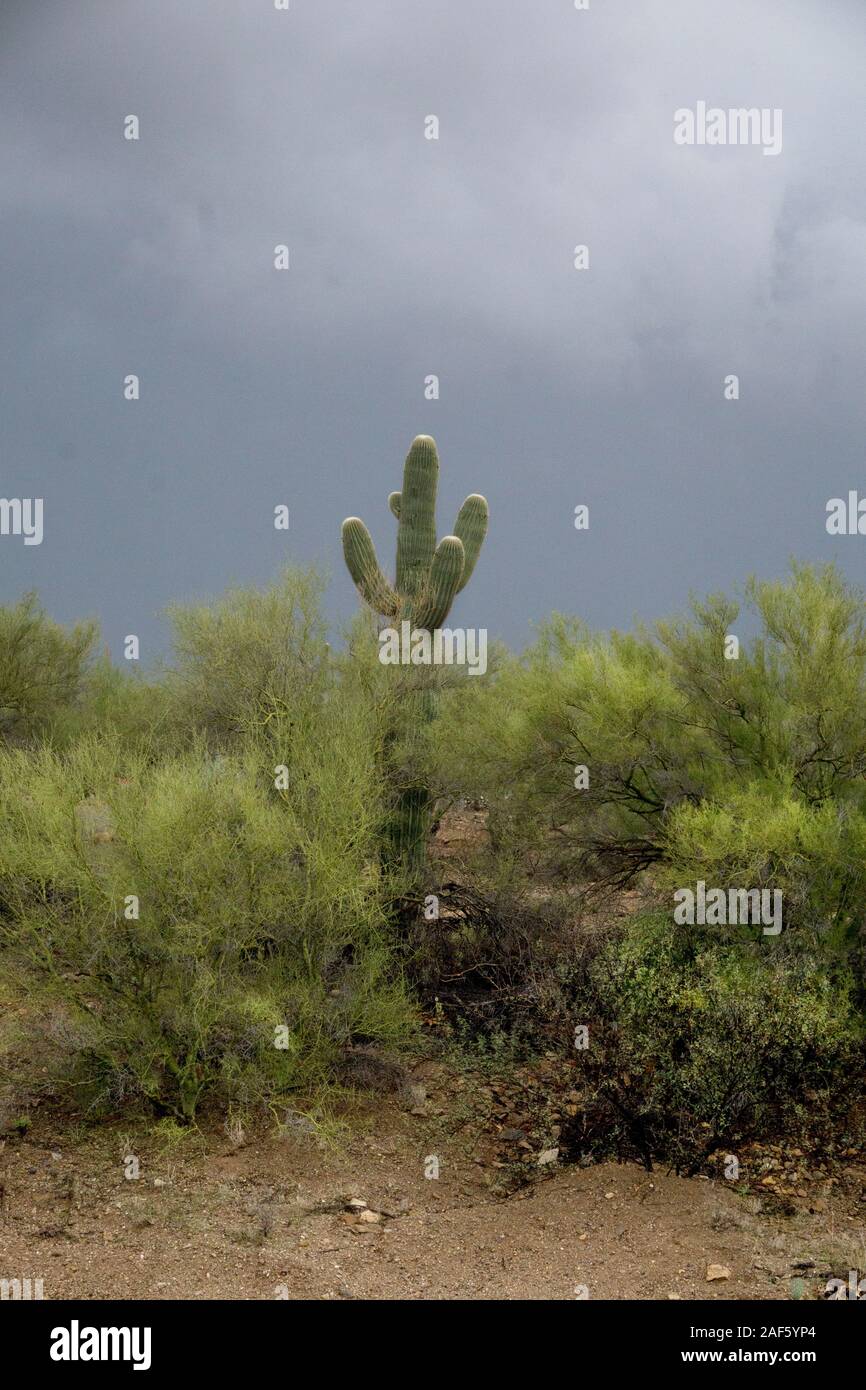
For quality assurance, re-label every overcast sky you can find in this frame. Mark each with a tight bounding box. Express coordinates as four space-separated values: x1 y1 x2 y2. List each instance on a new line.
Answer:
1 0 865 660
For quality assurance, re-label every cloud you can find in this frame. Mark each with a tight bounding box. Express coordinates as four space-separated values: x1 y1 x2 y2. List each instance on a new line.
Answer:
1 0 864 651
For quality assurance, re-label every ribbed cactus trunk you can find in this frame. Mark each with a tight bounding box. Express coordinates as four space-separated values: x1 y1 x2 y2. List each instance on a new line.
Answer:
387 683 437 875
342 435 488 879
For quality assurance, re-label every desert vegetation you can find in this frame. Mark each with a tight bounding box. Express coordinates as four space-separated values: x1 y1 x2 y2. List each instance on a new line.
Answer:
0 484 863 1186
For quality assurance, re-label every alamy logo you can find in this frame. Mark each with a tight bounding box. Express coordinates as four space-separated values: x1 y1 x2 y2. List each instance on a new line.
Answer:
674 881 782 935
0 1276 44 1299
50 1320 152 1371
674 102 782 157
826 492 866 534
825 1270 866 1300
0 496 43 545
378 621 487 675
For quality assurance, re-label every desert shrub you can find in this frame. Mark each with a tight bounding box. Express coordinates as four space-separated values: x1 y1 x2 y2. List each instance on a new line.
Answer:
564 913 864 1172
431 614 707 884
408 871 863 1171
0 592 98 744
408 880 582 1049
50 654 179 755
0 701 413 1120
662 783 866 948
428 565 866 1161
432 565 866 938
164 567 330 748
417 883 863 1170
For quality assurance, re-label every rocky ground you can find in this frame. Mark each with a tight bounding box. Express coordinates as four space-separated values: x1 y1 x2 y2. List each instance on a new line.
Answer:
1 1059 862 1301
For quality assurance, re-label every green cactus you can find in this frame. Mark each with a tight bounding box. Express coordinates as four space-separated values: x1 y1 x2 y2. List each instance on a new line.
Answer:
342 435 488 629
342 435 488 875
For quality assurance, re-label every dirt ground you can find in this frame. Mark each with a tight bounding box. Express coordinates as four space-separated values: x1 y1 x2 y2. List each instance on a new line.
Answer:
2 1063 863 1302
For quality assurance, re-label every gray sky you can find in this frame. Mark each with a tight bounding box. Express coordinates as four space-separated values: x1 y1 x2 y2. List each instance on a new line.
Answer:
2 0 865 660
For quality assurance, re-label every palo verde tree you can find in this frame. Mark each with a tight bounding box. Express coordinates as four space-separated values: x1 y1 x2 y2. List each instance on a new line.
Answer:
0 592 97 744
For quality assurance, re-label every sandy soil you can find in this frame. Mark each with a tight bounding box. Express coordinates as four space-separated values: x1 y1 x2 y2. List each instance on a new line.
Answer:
1 1071 862 1302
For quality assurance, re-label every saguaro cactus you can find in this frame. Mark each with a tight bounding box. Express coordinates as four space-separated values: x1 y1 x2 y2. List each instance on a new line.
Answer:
342 435 488 873
342 435 488 629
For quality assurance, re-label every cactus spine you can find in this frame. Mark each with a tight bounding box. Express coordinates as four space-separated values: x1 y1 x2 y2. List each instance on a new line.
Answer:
342 435 488 873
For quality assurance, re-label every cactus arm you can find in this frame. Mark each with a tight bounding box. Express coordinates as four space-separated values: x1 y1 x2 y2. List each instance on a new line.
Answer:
414 535 464 631
453 493 488 593
395 435 438 599
388 492 401 519
341 518 398 617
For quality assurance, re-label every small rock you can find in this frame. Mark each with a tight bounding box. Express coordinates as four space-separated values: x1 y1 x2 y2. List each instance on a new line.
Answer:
281 1110 316 1136
706 1264 731 1282
537 1148 559 1167
376 1198 412 1219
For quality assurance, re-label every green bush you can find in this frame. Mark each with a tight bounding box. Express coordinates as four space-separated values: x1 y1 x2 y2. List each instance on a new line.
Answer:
408 880 863 1170
164 567 330 749
0 593 97 744
0 701 413 1120
569 913 864 1171
433 564 866 937
2 558 862 1161
663 783 866 947
50 655 179 755
428 564 866 1164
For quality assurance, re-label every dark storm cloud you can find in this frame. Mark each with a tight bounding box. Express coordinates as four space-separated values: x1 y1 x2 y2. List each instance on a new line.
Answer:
1 0 865 658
